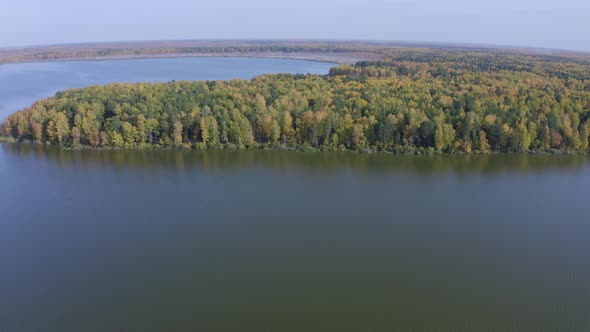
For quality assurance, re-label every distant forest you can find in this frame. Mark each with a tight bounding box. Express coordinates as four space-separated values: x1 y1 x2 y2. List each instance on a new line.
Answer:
2 47 590 154
0 41 385 64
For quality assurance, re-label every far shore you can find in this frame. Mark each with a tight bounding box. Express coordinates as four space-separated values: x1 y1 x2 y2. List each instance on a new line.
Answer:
0 52 352 65
3 39 590 67
0 40 387 65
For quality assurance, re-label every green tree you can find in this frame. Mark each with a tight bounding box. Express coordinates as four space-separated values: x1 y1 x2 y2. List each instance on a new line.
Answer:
435 123 445 152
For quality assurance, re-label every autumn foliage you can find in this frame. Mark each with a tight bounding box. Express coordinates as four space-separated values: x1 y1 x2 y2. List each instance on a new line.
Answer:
2 49 590 153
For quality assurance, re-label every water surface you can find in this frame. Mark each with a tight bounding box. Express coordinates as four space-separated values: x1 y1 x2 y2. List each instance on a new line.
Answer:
0 57 334 119
1 57 589 331
1 145 589 331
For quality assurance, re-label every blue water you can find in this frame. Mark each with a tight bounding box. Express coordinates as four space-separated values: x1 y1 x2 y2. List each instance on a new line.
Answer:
0 57 334 119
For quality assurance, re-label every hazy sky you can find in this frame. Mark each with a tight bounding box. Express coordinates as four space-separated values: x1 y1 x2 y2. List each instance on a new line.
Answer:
2 0 589 51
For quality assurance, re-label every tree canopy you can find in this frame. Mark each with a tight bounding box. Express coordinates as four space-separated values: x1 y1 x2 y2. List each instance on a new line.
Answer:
2 49 590 154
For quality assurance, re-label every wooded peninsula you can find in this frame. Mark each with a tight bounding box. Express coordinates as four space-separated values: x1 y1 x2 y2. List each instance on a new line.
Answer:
2 43 590 154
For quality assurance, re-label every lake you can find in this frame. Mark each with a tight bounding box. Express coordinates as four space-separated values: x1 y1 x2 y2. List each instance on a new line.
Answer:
1 58 590 331
0 57 334 119
1 145 590 331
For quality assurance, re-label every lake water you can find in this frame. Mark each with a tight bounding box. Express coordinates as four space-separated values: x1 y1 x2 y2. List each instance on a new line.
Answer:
0 57 334 119
1 58 590 331
1 145 590 331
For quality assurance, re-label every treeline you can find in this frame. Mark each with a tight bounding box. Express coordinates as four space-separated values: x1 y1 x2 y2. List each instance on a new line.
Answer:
2 52 590 154
0 45 381 64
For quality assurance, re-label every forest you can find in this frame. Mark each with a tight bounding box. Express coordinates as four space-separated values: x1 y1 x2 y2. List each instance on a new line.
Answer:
0 40 384 64
2 48 590 154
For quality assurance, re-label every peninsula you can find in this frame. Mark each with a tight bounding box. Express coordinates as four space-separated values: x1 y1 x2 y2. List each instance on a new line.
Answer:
2 41 590 154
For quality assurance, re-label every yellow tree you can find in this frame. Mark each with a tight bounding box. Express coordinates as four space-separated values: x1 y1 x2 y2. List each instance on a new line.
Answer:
281 111 294 145
173 121 183 145
479 130 490 153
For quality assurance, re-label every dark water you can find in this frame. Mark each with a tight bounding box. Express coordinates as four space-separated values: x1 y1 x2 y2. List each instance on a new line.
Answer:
1 144 590 331
0 57 334 119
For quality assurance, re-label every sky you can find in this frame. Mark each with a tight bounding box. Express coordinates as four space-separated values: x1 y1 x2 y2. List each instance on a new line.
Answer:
1 0 589 52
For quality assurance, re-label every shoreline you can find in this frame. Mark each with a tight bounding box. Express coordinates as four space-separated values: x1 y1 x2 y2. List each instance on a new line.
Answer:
1 139 584 156
0 54 341 66
1 54 337 65
0 51 382 66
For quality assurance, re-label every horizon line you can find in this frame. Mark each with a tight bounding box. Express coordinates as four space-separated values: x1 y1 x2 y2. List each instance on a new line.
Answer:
2 38 589 56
